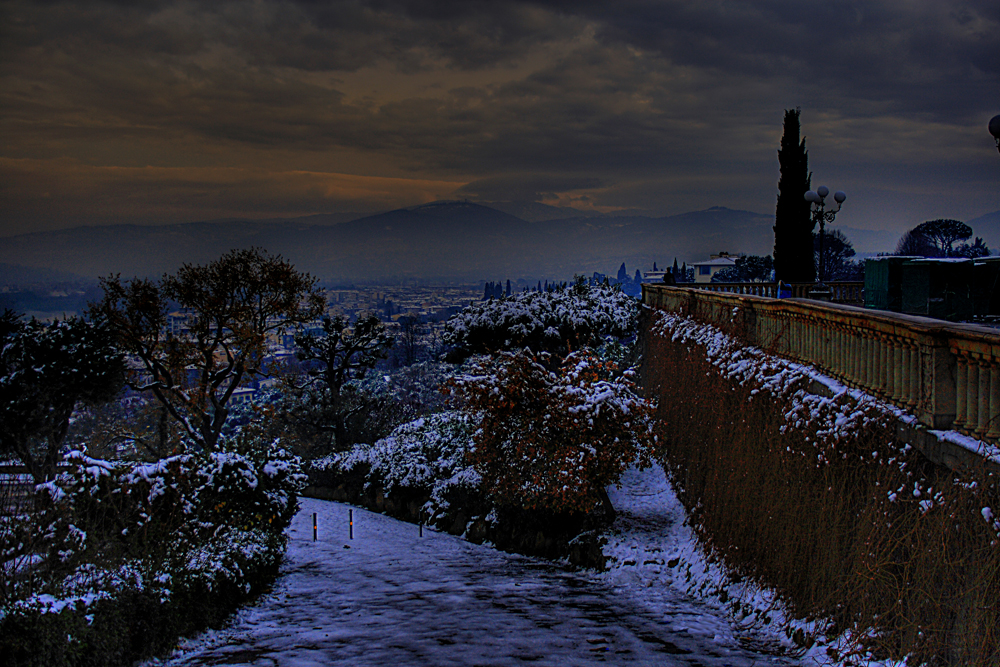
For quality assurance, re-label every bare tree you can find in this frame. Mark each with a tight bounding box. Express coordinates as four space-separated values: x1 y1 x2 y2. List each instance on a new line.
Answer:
89 248 325 453
396 313 425 366
292 313 394 451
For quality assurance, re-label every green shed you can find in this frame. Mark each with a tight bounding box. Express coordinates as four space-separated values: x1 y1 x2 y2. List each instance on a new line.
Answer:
899 258 973 321
864 256 920 312
972 257 1000 317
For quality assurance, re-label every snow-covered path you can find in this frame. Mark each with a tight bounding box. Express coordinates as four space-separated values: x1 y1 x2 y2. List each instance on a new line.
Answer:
149 467 797 666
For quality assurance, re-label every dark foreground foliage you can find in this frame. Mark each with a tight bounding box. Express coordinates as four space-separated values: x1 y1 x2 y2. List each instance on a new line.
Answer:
1 436 306 667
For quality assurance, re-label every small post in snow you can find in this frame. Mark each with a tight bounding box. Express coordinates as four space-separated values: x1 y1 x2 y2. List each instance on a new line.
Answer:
349 509 354 539
419 522 423 537
313 512 317 541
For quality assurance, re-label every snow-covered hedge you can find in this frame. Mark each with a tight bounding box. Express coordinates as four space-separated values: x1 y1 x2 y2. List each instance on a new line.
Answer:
444 279 638 356
312 412 481 527
0 438 306 667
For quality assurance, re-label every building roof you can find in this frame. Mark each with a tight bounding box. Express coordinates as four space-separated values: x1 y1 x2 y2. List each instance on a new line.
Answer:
691 257 737 267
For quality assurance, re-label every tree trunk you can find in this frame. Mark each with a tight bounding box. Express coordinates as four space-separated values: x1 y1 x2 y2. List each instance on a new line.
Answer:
597 486 617 523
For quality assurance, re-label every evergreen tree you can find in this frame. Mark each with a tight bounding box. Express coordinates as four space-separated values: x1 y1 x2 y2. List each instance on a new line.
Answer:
680 262 687 282
483 282 493 300
773 108 813 283
1 312 125 482
617 262 627 282
672 258 679 278
505 279 511 297
634 269 642 283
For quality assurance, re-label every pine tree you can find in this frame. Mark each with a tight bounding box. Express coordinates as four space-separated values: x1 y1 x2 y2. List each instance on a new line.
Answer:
672 258 679 278
617 262 627 282
505 279 511 297
773 108 814 282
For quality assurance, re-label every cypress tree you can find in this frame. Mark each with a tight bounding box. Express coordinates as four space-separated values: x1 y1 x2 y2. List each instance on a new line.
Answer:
773 108 813 283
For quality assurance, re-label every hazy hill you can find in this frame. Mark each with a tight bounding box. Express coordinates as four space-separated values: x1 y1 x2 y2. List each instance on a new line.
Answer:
477 201 602 222
837 227 901 255
967 211 1000 253
0 263 88 287
0 202 777 283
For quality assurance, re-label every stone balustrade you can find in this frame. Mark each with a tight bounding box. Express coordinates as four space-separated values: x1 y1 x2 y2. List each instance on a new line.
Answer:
686 280 864 305
643 284 1000 444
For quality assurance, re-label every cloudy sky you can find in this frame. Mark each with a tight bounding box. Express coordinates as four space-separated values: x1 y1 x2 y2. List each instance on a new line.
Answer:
2 0 999 238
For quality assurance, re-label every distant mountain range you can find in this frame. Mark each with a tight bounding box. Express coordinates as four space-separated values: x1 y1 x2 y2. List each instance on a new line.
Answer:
3 201 996 284
0 202 776 283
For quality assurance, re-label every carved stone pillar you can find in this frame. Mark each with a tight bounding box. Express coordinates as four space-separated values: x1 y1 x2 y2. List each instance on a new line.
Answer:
890 338 902 402
954 352 967 430
965 359 979 435
900 344 911 407
989 364 1000 441
878 336 889 397
863 333 874 391
978 358 990 438
908 343 921 410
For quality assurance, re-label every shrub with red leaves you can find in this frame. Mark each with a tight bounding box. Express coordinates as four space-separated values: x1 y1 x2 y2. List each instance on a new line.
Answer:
449 349 656 517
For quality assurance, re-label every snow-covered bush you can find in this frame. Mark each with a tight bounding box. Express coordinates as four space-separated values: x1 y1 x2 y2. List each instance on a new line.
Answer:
313 411 480 526
449 349 657 517
0 437 305 666
443 278 638 357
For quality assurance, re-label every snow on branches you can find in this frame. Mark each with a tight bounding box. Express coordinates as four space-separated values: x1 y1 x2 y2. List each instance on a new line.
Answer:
448 349 656 517
444 278 638 357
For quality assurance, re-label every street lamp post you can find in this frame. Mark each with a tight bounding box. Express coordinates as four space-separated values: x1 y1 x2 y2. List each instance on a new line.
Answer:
990 115 1000 154
805 185 847 285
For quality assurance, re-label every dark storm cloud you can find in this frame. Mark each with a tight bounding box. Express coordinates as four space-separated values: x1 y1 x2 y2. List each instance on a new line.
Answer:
1 0 998 235
541 0 1000 123
268 0 584 71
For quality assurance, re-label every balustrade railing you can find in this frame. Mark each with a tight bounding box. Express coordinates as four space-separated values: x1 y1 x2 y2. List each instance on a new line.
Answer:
643 284 1000 444
686 281 864 305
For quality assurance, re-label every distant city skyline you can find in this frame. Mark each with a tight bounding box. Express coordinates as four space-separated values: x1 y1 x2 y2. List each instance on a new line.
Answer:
2 1 999 239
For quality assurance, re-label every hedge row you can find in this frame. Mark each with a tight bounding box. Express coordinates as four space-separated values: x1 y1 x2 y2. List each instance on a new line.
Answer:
1 437 305 667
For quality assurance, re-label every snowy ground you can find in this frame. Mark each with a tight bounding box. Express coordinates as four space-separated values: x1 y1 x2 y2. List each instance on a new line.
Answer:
600 465 799 660
145 465 799 667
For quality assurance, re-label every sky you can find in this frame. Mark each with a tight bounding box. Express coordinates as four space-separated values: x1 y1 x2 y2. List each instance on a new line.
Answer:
2 0 999 238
